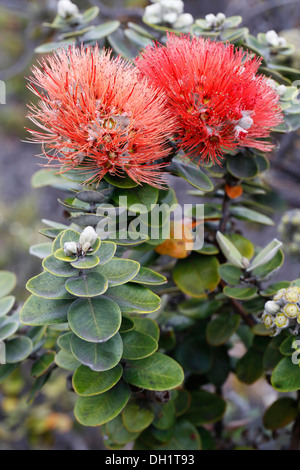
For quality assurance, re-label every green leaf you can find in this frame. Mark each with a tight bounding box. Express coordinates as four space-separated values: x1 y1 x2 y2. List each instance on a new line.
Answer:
170 157 214 191
105 284 161 313
0 296 15 317
184 391 226 426
121 331 158 360
0 271 16 298
226 154 259 179
104 172 138 188
271 357 300 392
216 231 245 268
26 271 74 300
95 258 140 286
43 255 78 278
230 206 274 225
218 264 242 285
105 414 140 445
112 185 159 214
0 321 19 341
131 267 167 286
73 364 123 396
34 40 74 54
248 239 282 272
227 234 255 259
174 390 191 417
153 400 176 430
71 254 100 270
158 420 201 450
74 381 130 426
124 28 153 48
57 332 72 353
60 229 80 247
68 297 121 343
252 249 284 280
206 313 240 346
133 317 160 342
65 272 108 297
224 286 257 300
123 353 184 391
178 299 222 320
82 21 120 41
31 169 67 188
5 337 33 363
55 350 80 371
20 296 72 325
236 348 264 384
122 401 154 433
263 398 298 430
175 336 212 374
280 335 300 356
54 248 77 262
71 333 123 372
31 352 55 377
173 254 220 298
120 315 135 333
93 241 117 265
81 6 100 23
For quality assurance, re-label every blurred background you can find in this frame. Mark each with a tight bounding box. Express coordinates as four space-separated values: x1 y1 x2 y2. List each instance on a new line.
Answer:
0 0 299 450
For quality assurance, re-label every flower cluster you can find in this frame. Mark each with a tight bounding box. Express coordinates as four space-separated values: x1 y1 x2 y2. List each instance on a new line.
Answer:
27 45 176 188
144 0 193 29
265 30 287 48
136 34 283 164
262 286 300 336
204 12 226 29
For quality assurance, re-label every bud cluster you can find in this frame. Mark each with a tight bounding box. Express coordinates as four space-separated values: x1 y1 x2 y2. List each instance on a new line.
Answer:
64 226 98 257
262 286 300 336
144 0 193 29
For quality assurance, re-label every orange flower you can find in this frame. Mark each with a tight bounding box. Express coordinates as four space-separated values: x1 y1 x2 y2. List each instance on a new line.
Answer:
27 45 176 188
136 34 283 165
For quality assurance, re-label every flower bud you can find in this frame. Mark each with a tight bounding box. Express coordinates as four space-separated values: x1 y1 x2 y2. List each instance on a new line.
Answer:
81 242 91 253
173 13 194 28
57 0 79 18
216 12 226 23
264 300 280 315
274 312 289 329
241 257 250 269
205 13 217 27
64 241 78 256
79 226 98 247
163 12 178 24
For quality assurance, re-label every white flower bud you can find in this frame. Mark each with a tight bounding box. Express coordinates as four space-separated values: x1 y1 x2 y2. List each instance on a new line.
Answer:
79 226 98 247
205 13 217 27
216 12 226 23
64 241 78 256
264 300 281 315
57 0 79 18
277 84 286 96
173 13 194 28
265 30 286 47
160 0 184 14
145 3 162 17
241 257 250 269
81 242 91 253
163 12 178 24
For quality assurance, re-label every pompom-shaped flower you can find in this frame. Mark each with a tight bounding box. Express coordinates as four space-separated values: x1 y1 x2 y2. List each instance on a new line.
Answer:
27 45 176 187
136 34 283 164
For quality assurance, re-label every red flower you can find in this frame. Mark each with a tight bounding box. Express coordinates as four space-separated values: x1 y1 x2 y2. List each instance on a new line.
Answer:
136 34 283 164
27 45 176 187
